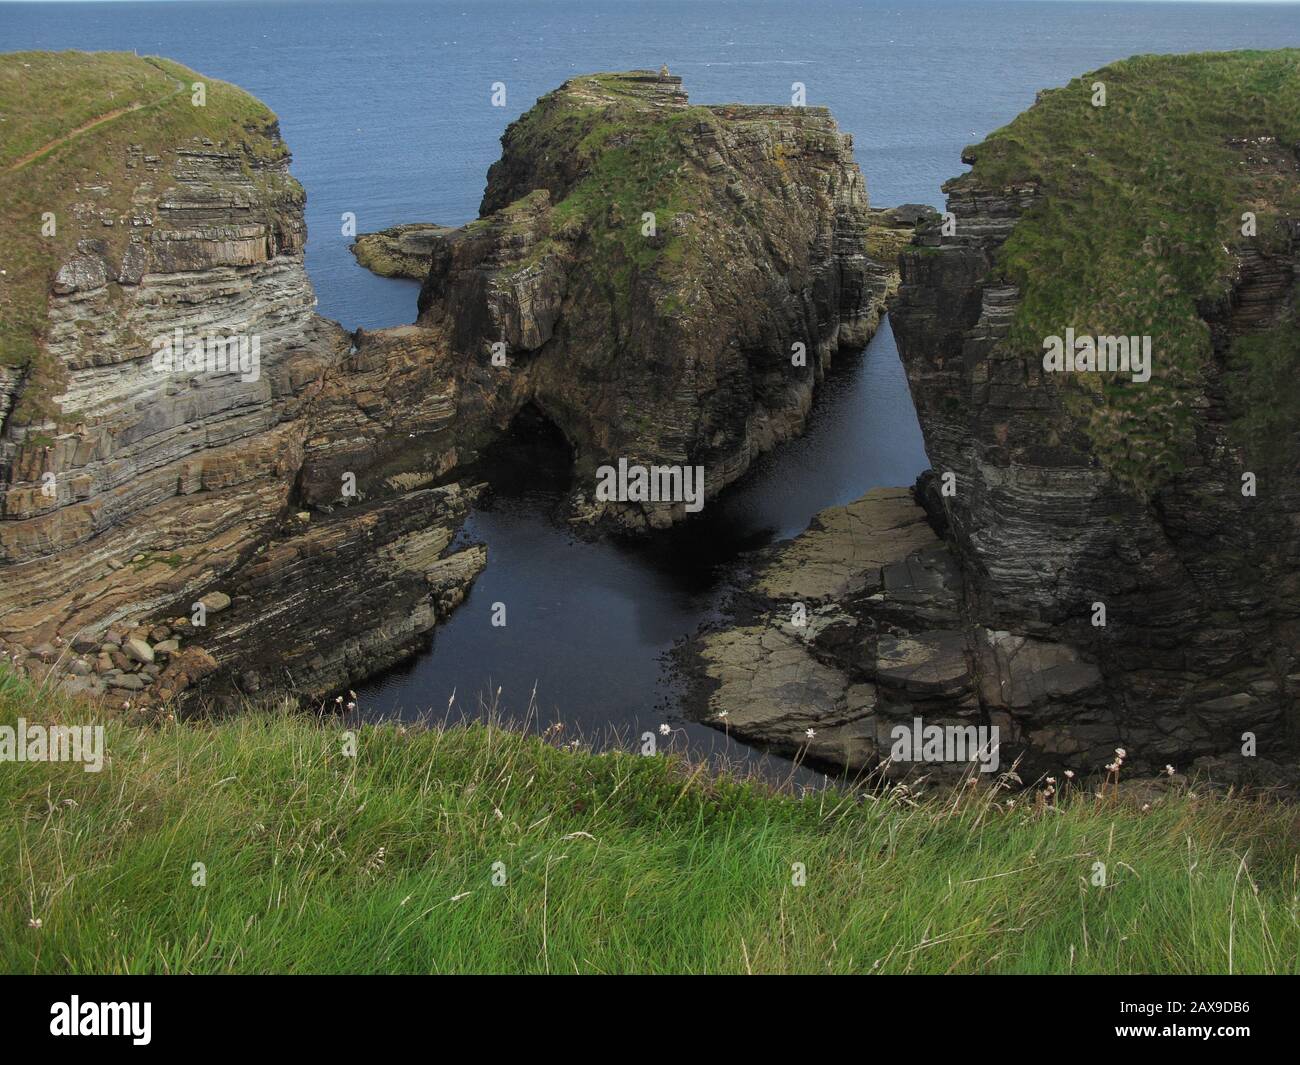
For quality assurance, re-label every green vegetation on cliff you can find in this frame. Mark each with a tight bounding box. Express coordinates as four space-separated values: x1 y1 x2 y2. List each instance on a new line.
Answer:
959 49 1300 490
0 51 292 422
484 73 720 309
2 663 1296 975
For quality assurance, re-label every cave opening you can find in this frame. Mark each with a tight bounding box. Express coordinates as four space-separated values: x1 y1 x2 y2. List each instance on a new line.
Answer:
472 401 575 498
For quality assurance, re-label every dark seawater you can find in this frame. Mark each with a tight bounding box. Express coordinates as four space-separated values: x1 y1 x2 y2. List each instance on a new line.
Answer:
6 1 1298 771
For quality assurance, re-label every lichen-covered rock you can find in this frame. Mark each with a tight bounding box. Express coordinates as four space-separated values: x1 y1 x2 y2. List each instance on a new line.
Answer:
358 71 913 529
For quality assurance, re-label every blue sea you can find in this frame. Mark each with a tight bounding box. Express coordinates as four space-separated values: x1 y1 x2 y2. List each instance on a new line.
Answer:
4 0 1297 767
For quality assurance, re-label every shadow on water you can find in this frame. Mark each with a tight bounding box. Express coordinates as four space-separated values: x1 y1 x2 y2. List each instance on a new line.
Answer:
358 319 930 784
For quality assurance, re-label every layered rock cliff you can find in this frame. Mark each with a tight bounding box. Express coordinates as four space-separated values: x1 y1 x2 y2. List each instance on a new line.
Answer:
0 53 485 703
354 71 908 529
693 51 1300 784
0 60 902 707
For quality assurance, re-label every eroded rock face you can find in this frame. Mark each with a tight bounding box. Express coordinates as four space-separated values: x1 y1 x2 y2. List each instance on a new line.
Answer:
695 53 1300 784
351 224 459 280
0 140 347 647
191 483 487 701
0 55 485 705
357 71 912 530
695 489 964 772
893 244 1297 768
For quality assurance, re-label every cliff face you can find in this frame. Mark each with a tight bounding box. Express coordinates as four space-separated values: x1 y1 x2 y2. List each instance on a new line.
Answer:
0 55 336 643
0 53 484 703
893 52 1300 775
695 51 1300 784
361 72 906 529
0 60 898 703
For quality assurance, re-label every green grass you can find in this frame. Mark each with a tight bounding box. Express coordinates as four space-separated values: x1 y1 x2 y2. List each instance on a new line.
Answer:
959 49 1300 490
1 662 1296 974
0 51 291 422
486 75 719 311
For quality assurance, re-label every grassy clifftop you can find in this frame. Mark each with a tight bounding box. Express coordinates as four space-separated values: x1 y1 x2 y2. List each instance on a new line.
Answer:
958 49 1300 490
2 663 1296 974
0 51 291 421
478 72 721 305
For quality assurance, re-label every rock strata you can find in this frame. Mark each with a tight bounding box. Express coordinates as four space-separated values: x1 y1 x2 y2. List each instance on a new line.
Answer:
892 53 1299 778
189 482 487 701
351 224 459 279
694 52 1300 786
694 489 968 772
0 54 485 706
354 71 915 529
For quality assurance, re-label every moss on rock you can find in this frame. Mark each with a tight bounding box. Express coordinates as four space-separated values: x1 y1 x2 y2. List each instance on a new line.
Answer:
957 49 1300 491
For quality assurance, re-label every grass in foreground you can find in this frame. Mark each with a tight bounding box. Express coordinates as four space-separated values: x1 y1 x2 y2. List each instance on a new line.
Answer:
1 663 1297 974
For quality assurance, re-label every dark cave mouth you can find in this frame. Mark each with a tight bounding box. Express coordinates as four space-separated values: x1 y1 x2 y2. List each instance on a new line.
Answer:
471 402 577 497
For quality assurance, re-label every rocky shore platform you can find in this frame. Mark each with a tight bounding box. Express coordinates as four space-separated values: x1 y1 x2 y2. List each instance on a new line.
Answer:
685 480 1300 792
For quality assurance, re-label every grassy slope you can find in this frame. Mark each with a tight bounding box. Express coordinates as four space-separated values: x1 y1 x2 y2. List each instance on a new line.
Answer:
0 51 289 423
487 75 729 313
959 50 1300 490
1 663 1296 974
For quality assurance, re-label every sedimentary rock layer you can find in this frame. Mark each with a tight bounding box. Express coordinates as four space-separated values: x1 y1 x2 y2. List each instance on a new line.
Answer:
892 52 1299 776
696 51 1300 783
357 71 912 529
0 53 485 702
351 223 458 279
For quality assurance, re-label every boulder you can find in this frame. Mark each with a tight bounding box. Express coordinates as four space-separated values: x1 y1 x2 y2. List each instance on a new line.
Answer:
198 592 232 614
123 638 154 665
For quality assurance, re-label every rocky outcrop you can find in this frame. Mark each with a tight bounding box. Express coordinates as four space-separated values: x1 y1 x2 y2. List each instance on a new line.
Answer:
892 53 1300 778
1 133 343 642
191 483 486 700
3 60 907 704
351 224 458 279
694 489 977 772
354 71 912 529
0 53 485 705
693 51 1300 784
